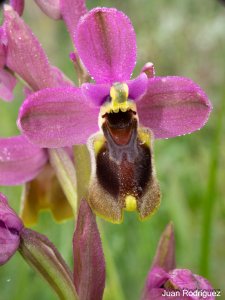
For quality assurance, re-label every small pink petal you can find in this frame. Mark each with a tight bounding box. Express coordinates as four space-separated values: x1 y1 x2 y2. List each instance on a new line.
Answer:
0 68 17 101
4 6 56 91
73 199 105 300
10 0 24 16
0 135 48 185
60 0 87 39
147 267 169 289
75 7 137 84
18 87 99 147
35 0 61 20
127 72 148 100
0 193 23 265
81 82 110 106
142 267 169 300
137 76 212 139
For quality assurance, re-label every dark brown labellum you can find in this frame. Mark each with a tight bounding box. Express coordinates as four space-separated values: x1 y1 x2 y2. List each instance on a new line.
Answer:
87 109 160 223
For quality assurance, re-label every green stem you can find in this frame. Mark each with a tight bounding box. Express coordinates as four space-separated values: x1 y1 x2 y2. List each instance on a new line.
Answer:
99 222 126 300
199 97 225 276
49 148 78 215
73 145 91 207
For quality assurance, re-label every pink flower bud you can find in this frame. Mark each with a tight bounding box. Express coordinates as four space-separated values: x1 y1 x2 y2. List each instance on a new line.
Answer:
0 193 23 265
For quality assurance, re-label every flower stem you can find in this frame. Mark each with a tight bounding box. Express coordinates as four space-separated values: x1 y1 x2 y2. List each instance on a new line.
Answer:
99 222 126 300
73 145 91 208
199 96 225 277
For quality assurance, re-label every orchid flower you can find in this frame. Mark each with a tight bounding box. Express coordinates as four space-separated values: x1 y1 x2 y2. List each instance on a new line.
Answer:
0 3 85 224
17 7 212 223
142 223 215 300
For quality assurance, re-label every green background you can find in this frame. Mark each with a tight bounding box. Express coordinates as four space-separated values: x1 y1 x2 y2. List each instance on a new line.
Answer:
0 0 225 299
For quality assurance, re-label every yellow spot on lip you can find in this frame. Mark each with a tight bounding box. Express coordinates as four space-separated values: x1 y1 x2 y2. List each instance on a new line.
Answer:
124 195 137 212
93 136 105 155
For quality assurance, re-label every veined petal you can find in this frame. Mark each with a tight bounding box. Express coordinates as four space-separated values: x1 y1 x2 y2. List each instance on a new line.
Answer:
137 77 212 139
75 7 137 84
60 0 87 38
0 68 17 101
18 87 99 147
4 6 56 90
0 135 47 185
35 0 61 20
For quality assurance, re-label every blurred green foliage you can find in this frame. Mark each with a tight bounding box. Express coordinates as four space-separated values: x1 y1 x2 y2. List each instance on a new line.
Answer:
0 0 225 299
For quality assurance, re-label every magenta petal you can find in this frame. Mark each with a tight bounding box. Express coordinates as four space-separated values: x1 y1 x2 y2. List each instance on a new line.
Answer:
18 87 99 147
81 82 110 106
0 135 47 185
35 0 61 20
4 6 56 90
137 77 212 139
147 267 169 289
75 7 137 84
0 68 17 101
73 200 105 300
142 267 169 300
60 0 87 38
0 193 23 265
10 0 24 16
169 269 214 297
127 73 148 100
